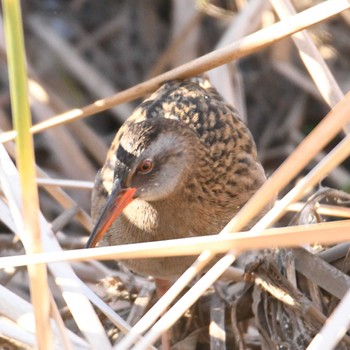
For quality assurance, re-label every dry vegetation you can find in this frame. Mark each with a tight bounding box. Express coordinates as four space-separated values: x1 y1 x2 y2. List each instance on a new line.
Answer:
0 0 350 349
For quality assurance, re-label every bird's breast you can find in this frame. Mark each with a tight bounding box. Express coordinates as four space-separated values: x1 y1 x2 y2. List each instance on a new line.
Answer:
104 197 236 280
122 199 160 234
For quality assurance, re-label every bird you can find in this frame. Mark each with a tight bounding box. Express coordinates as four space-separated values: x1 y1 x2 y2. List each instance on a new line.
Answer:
86 76 267 283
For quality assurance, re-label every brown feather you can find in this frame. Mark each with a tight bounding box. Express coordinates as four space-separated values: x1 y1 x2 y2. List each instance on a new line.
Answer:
91 77 268 280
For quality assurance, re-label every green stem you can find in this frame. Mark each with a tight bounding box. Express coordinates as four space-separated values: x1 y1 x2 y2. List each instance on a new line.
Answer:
2 0 53 348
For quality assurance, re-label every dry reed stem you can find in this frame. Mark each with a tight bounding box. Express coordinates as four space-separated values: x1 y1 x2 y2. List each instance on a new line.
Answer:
293 248 350 300
286 202 350 218
49 292 74 350
36 171 92 232
253 133 350 230
292 131 350 187
0 147 52 349
0 144 111 348
1 220 349 273
126 284 156 327
79 286 157 350
307 288 350 349
147 13 202 78
3 140 92 231
210 293 226 349
118 250 214 350
0 318 36 349
0 285 88 349
318 242 350 263
36 178 93 190
170 0 199 67
1 0 349 144
208 0 269 113
270 0 344 109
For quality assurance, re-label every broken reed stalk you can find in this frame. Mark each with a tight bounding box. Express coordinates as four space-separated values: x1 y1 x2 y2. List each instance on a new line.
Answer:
1 0 52 349
0 0 349 144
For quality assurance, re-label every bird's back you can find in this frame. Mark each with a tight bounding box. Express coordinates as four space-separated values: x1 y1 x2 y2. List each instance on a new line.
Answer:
113 77 256 160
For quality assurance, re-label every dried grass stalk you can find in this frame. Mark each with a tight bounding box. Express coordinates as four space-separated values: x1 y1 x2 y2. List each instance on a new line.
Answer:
271 0 344 109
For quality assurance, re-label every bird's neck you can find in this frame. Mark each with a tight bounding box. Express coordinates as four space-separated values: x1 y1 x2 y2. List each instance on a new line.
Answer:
121 181 233 242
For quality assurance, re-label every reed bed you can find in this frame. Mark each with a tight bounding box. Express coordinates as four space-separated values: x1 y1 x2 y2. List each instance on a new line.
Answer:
0 0 349 349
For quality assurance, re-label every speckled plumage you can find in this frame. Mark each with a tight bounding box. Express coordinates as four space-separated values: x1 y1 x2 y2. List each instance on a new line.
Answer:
91 77 267 280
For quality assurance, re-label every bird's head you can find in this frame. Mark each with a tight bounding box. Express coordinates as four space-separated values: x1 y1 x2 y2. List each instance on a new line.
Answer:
86 118 202 248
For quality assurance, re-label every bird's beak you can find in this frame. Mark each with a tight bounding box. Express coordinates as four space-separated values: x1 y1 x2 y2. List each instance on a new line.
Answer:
86 180 137 248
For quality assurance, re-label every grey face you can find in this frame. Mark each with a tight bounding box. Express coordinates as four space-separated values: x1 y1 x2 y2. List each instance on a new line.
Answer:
116 130 193 202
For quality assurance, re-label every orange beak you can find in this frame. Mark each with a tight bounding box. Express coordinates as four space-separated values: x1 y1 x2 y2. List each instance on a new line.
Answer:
86 181 137 248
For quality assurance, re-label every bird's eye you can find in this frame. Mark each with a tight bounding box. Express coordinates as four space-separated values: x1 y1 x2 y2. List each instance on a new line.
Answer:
138 159 153 174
